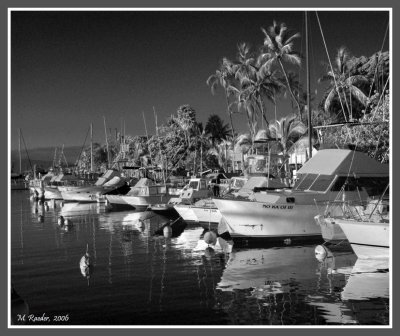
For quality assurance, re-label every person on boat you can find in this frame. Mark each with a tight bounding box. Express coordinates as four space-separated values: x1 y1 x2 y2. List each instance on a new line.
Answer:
213 175 221 197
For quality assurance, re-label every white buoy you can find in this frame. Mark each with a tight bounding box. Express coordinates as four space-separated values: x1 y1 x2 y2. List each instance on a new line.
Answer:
57 215 65 226
314 245 328 261
79 244 90 278
204 231 217 245
163 225 172 238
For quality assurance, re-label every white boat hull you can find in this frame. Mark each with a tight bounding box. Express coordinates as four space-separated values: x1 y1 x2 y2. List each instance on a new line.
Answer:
174 204 198 222
314 215 347 243
334 218 389 259
192 207 222 224
106 195 172 211
59 186 103 202
43 186 63 200
213 198 321 241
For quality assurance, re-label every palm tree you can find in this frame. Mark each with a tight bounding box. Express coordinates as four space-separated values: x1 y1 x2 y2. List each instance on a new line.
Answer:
204 114 231 147
319 46 369 122
261 21 302 119
207 58 237 140
268 114 307 177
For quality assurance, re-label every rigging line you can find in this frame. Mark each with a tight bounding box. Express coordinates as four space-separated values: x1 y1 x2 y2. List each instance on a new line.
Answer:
315 12 348 122
368 20 389 98
75 125 91 168
20 130 34 172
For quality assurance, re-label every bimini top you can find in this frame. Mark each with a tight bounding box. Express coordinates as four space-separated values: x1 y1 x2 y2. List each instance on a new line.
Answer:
297 149 388 177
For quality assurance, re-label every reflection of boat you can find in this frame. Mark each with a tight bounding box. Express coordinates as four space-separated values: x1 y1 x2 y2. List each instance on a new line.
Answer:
341 258 389 301
217 246 317 292
11 173 28 190
60 202 103 217
214 150 388 242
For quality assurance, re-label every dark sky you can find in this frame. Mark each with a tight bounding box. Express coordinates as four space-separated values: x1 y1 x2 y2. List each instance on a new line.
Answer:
10 10 389 150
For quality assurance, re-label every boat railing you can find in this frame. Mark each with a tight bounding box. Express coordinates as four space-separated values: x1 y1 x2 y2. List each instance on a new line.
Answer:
316 199 389 223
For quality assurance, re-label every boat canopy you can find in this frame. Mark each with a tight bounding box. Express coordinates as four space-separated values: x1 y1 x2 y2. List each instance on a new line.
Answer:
297 149 388 177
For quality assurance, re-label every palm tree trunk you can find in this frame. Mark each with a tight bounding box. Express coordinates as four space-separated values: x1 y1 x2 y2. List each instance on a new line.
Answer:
278 59 302 119
224 91 235 139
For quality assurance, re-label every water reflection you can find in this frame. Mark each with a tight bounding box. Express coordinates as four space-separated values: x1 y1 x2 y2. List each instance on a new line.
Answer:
10 191 390 325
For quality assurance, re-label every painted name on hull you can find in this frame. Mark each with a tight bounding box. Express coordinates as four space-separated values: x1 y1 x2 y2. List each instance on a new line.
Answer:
262 204 294 210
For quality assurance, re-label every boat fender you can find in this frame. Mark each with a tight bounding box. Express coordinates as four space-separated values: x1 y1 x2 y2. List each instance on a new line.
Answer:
57 216 65 226
204 231 217 245
163 225 172 238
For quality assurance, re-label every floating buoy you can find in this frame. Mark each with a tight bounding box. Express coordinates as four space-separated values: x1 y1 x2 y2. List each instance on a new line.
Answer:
79 244 90 278
57 215 65 226
314 245 328 261
204 231 217 245
163 225 172 238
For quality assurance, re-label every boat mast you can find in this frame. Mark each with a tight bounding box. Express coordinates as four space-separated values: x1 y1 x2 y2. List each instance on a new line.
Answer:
18 128 22 174
90 123 94 173
103 116 110 168
306 11 312 159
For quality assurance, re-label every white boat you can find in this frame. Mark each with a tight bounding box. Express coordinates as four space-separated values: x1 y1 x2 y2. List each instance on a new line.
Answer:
334 217 389 259
105 178 176 211
173 177 213 222
59 169 129 202
214 149 389 242
315 197 389 245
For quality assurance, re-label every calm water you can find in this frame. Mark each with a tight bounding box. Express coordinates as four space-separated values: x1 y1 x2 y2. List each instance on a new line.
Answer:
10 191 390 326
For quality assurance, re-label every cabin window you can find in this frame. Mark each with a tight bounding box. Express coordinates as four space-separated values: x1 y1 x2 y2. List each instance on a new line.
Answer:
356 177 389 196
330 177 359 192
200 180 207 189
294 174 318 191
188 181 199 189
308 175 336 192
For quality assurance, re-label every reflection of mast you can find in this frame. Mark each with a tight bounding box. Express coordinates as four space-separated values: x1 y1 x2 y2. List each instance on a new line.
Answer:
305 11 313 159
108 225 113 284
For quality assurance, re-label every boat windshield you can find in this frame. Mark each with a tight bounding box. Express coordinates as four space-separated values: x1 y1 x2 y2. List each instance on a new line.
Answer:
294 174 335 192
330 176 389 196
188 181 199 189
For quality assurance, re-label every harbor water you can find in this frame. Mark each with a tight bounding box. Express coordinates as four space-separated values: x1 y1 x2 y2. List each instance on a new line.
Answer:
10 190 390 326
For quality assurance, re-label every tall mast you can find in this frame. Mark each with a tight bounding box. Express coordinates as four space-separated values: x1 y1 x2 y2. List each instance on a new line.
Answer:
306 11 312 159
142 111 149 140
18 128 22 174
90 123 94 172
103 116 110 168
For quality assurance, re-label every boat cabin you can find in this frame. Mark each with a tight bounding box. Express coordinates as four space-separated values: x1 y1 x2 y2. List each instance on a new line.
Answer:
293 149 389 196
179 177 212 204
